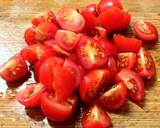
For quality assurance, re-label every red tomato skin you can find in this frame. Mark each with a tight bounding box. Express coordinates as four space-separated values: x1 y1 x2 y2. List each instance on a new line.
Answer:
98 7 130 31
20 43 56 64
115 69 145 102
134 48 156 79
76 36 108 70
34 60 44 82
117 52 137 70
16 83 46 108
52 67 76 102
86 4 97 16
79 69 111 104
82 104 112 128
113 34 142 53
41 91 78 122
97 82 127 110
98 0 123 14
32 10 56 26
133 21 158 42
0 54 28 82
39 57 64 90
24 27 37 45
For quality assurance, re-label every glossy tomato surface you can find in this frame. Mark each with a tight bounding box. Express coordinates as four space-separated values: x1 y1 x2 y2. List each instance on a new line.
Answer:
41 91 78 122
16 83 46 107
113 34 142 53
97 82 127 110
79 69 111 103
77 36 108 69
0 54 28 82
115 69 145 102
24 27 37 45
39 56 64 90
82 104 111 128
56 8 85 32
133 21 158 42
134 48 156 79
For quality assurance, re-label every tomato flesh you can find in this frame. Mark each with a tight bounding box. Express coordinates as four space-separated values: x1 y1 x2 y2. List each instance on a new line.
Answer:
115 69 145 102
0 54 28 82
16 83 46 107
134 21 158 42
97 82 127 110
82 104 111 128
41 91 78 122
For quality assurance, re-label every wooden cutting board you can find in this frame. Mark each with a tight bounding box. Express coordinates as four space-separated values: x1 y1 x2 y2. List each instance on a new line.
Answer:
0 0 160 127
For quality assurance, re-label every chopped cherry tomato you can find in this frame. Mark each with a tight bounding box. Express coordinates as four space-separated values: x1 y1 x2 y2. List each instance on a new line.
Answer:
117 52 136 70
133 21 158 42
21 43 56 64
32 10 56 26
115 69 145 102
97 82 127 110
106 56 118 80
55 30 81 51
134 48 156 79
34 60 44 82
24 27 37 45
113 34 142 53
98 38 118 56
98 0 123 14
82 104 111 128
44 39 70 57
76 36 108 69
63 59 82 89
98 7 130 31
41 91 78 122
36 21 58 40
0 54 28 82
86 4 97 16
94 26 110 39
79 69 111 104
39 57 64 90
52 67 76 102
56 8 85 32
16 83 46 107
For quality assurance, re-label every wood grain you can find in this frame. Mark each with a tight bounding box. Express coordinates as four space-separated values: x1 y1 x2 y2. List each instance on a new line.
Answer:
0 0 160 127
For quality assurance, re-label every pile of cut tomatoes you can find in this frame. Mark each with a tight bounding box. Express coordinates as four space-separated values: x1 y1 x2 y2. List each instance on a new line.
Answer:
0 0 158 127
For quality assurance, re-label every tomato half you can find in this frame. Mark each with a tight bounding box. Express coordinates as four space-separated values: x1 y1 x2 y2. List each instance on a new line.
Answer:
52 67 76 102
56 8 85 32
31 10 56 26
133 21 158 42
41 91 78 122
16 83 46 107
39 56 64 90
98 0 123 14
117 52 136 70
97 82 127 110
98 7 130 31
115 69 145 102
21 43 56 64
0 54 28 82
55 30 81 51
134 48 156 79
82 104 111 128
76 36 108 69
113 34 142 53
79 69 111 104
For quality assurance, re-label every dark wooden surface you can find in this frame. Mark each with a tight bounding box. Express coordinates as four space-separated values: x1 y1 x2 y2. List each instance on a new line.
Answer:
0 0 160 127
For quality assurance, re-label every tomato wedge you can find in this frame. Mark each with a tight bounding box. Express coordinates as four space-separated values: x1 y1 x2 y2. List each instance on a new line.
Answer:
0 54 28 82
16 83 46 107
56 7 85 32
133 21 158 42
97 82 127 110
134 48 156 79
115 69 145 102
113 34 142 53
41 91 78 122
79 69 111 104
76 36 108 69
82 104 112 128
